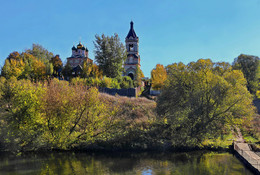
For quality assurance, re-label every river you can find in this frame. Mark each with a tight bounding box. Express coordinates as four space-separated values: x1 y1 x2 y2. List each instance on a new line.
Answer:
0 151 253 175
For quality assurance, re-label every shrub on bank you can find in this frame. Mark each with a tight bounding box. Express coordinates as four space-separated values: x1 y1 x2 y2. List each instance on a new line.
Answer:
70 76 134 89
0 78 156 151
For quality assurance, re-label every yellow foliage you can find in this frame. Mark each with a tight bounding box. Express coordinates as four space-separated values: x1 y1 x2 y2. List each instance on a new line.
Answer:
32 59 46 80
82 61 103 79
151 64 167 90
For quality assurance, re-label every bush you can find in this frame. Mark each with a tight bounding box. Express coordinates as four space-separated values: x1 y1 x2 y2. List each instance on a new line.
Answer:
120 76 134 89
0 78 121 151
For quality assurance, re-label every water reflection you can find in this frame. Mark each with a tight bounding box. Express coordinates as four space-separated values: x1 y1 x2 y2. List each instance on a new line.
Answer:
0 151 253 175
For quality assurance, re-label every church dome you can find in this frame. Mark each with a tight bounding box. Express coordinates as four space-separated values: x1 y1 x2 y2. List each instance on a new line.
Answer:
77 42 83 49
72 45 76 50
81 46 86 50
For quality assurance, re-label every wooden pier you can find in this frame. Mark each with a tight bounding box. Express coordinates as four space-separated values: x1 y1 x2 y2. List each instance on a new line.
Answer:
234 141 260 174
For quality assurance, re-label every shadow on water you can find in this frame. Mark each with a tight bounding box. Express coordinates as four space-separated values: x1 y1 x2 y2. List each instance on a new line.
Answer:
0 151 254 175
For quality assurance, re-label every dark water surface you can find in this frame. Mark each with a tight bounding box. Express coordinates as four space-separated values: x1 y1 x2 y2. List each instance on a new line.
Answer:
0 151 253 175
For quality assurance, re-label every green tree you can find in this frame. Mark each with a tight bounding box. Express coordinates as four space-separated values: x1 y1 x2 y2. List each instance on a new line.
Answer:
157 59 255 147
0 77 45 151
120 76 134 89
46 62 54 77
25 44 54 62
232 54 259 95
94 34 127 78
62 63 72 80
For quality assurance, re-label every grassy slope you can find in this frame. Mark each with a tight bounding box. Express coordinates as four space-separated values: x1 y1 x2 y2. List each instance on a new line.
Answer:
101 94 259 151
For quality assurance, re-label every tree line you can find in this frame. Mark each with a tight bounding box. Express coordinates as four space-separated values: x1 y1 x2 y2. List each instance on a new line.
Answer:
1 34 144 89
0 58 258 152
151 54 260 99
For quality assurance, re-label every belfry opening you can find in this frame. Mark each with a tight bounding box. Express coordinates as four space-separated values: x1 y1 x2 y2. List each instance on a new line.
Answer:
128 73 134 80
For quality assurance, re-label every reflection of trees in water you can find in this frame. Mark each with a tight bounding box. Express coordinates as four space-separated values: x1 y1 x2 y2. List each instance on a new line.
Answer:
0 152 43 174
0 151 254 175
40 152 110 175
132 152 252 175
39 152 141 174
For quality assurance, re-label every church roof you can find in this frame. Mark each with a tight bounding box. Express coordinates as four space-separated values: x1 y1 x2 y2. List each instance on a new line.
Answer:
72 64 83 72
77 42 83 49
126 21 138 39
72 46 76 50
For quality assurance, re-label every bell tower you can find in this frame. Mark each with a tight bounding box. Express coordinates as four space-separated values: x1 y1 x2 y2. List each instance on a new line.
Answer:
124 21 140 80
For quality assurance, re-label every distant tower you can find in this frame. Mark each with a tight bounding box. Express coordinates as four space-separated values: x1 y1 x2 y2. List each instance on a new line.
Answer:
124 21 141 80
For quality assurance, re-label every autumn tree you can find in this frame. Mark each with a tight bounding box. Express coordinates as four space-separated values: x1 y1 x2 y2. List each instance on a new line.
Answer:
157 59 255 147
134 65 144 87
50 55 63 77
20 52 36 79
151 64 167 90
0 78 120 150
233 54 259 95
0 77 45 151
2 44 56 81
26 44 54 77
82 61 103 79
31 59 46 80
1 51 49 81
1 52 25 79
94 34 127 78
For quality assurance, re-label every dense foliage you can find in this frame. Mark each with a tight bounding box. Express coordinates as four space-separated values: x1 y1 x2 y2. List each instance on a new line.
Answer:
233 54 260 95
50 55 63 77
1 44 55 81
0 78 154 151
93 35 143 87
94 34 127 78
82 61 103 79
157 59 256 147
134 65 145 87
70 76 134 89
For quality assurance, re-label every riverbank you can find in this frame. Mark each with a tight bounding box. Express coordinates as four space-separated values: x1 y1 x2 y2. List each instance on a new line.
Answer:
0 138 235 155
0 78 258 158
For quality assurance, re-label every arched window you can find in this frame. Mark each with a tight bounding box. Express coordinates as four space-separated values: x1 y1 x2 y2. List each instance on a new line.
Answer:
128 73 134 80
129 44 134 51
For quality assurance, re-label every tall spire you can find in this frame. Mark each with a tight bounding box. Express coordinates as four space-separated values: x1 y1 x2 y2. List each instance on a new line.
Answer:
126 21 138 39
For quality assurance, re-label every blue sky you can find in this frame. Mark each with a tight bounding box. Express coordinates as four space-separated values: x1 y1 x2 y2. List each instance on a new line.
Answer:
1 0 260 77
